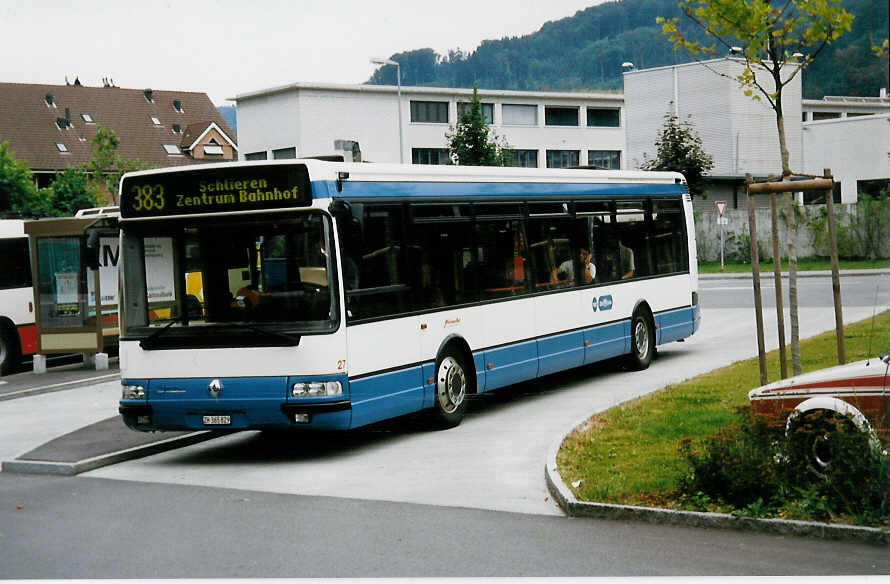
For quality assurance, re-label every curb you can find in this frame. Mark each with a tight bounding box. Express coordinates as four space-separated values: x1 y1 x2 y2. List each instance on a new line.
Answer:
699 269 890 280
544 419 890 545
0 372 121 402
1 430 220 476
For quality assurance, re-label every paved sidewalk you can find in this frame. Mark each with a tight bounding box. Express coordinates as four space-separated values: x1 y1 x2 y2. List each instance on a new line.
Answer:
0 361 223 475
0 360 121 402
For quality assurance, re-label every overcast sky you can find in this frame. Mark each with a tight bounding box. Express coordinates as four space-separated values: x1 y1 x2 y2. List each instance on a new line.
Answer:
2 0 601 106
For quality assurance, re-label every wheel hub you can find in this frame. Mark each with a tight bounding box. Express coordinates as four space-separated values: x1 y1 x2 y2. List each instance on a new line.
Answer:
437 356 466 414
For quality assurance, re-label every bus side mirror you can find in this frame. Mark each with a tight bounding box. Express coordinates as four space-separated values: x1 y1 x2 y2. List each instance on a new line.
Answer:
85 230 100 270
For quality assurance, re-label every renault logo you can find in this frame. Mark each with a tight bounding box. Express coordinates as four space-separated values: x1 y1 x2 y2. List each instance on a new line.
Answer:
208 379 222 398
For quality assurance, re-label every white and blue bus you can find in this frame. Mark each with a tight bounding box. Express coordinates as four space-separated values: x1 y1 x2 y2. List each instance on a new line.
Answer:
118 160 700 431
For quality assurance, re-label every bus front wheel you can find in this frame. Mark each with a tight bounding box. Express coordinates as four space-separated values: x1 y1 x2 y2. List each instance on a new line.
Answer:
627 311 654 370
429 349 469 429
0 323 21 376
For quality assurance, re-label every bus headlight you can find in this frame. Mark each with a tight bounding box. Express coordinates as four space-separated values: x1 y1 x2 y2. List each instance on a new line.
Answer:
122 385 145 400
292 381 342 397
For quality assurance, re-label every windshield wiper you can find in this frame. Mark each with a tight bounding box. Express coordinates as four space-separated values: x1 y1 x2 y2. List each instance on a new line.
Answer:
139 319 180 349
238 323 302 346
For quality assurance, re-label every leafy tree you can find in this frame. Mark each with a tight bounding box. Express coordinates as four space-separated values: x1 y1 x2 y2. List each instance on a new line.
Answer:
446 86 511 167
0 141 42 216
640 111 714 199
84 124 145 204
45 168 100 217
658 0 853 177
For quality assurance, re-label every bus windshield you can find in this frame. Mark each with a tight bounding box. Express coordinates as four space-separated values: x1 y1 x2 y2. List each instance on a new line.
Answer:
121 212 338 346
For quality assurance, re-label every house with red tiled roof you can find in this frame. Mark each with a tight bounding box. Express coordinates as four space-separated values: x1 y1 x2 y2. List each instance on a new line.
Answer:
0 80 238 189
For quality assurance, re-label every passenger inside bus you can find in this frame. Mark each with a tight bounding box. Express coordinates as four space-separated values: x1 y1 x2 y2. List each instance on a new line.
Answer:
552 246 596 284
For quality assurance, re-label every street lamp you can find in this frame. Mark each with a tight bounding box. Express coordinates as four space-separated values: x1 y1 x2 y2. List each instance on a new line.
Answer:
370 57 404 163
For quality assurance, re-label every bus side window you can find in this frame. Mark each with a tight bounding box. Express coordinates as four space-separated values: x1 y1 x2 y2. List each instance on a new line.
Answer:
347 204 410 320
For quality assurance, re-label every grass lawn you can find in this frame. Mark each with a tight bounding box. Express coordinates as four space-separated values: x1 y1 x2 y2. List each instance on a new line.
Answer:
699 258 890 273
557 310 890 517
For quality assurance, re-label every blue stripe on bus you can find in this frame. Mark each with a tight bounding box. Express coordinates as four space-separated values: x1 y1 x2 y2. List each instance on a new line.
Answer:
343 312 690 428
312 180 686 200
584 320 630 363
481 339 539 391
654 306 696 344
538 330 585 377
349 365 425 427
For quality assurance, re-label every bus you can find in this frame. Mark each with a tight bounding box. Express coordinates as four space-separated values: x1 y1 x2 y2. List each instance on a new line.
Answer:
0 219 37 375
117 160 700 432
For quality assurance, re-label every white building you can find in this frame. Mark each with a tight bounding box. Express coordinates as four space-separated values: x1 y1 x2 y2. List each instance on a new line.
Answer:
623 58 803 177
802 114 890 202
802 93 890 122
232 82 627 170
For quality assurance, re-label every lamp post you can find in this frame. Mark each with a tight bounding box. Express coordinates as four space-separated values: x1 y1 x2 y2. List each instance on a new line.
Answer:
370 57 404 163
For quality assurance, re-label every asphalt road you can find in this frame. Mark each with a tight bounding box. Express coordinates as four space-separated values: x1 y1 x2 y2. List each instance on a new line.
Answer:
1 273 888 577
2 473 888 578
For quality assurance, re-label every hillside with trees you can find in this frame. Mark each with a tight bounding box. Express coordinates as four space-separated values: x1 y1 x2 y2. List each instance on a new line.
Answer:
367 0 888 99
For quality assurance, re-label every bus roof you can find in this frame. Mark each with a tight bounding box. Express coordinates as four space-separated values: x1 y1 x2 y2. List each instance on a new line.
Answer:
0 219 25 238
120 159 687 187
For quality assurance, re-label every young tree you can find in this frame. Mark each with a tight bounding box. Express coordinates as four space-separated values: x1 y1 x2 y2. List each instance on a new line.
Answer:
640 110 714 199
661 1 853 377
659 0 853 177
446 86 512 167
84 124 145 203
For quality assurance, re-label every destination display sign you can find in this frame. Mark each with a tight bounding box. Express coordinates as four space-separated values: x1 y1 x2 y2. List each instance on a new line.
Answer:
120 164 312 218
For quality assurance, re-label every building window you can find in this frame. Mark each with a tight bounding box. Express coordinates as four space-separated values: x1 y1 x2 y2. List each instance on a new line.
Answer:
546 150 579 168
588 150 621 169
412 148 451 165
502 104 537 126
457 102 494 124
545 106 579 127
410 101 448 123
272 147 296 160
203 144 224 156
151 116 161 126
245 151 268 161
803 182 841 204
172 124 181 134
812 112 841 121
55 143 69 153
81 113 94 123
508 149 538 168
173 100 184 113
587 108 620 127
163 144 181 155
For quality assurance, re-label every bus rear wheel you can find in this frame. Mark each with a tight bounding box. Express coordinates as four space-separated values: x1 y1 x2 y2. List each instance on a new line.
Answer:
627 310 653 370
429 349 469 429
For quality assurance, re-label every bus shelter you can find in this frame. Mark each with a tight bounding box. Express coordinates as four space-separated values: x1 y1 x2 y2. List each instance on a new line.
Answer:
24 209 120 372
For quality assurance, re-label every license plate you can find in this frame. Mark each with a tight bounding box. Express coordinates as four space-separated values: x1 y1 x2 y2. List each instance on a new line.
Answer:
203 415 231 426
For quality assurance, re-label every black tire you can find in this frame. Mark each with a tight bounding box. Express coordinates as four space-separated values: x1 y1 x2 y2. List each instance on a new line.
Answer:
627 310 654 370
428 347 470 429
787 410 866 479
0 323 21 377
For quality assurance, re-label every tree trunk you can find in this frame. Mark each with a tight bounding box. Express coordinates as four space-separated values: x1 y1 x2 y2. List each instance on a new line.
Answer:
775 103 792 177
786 196 801 375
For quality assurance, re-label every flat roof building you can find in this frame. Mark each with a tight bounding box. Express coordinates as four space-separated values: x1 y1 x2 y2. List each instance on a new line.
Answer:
232 82 627 171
